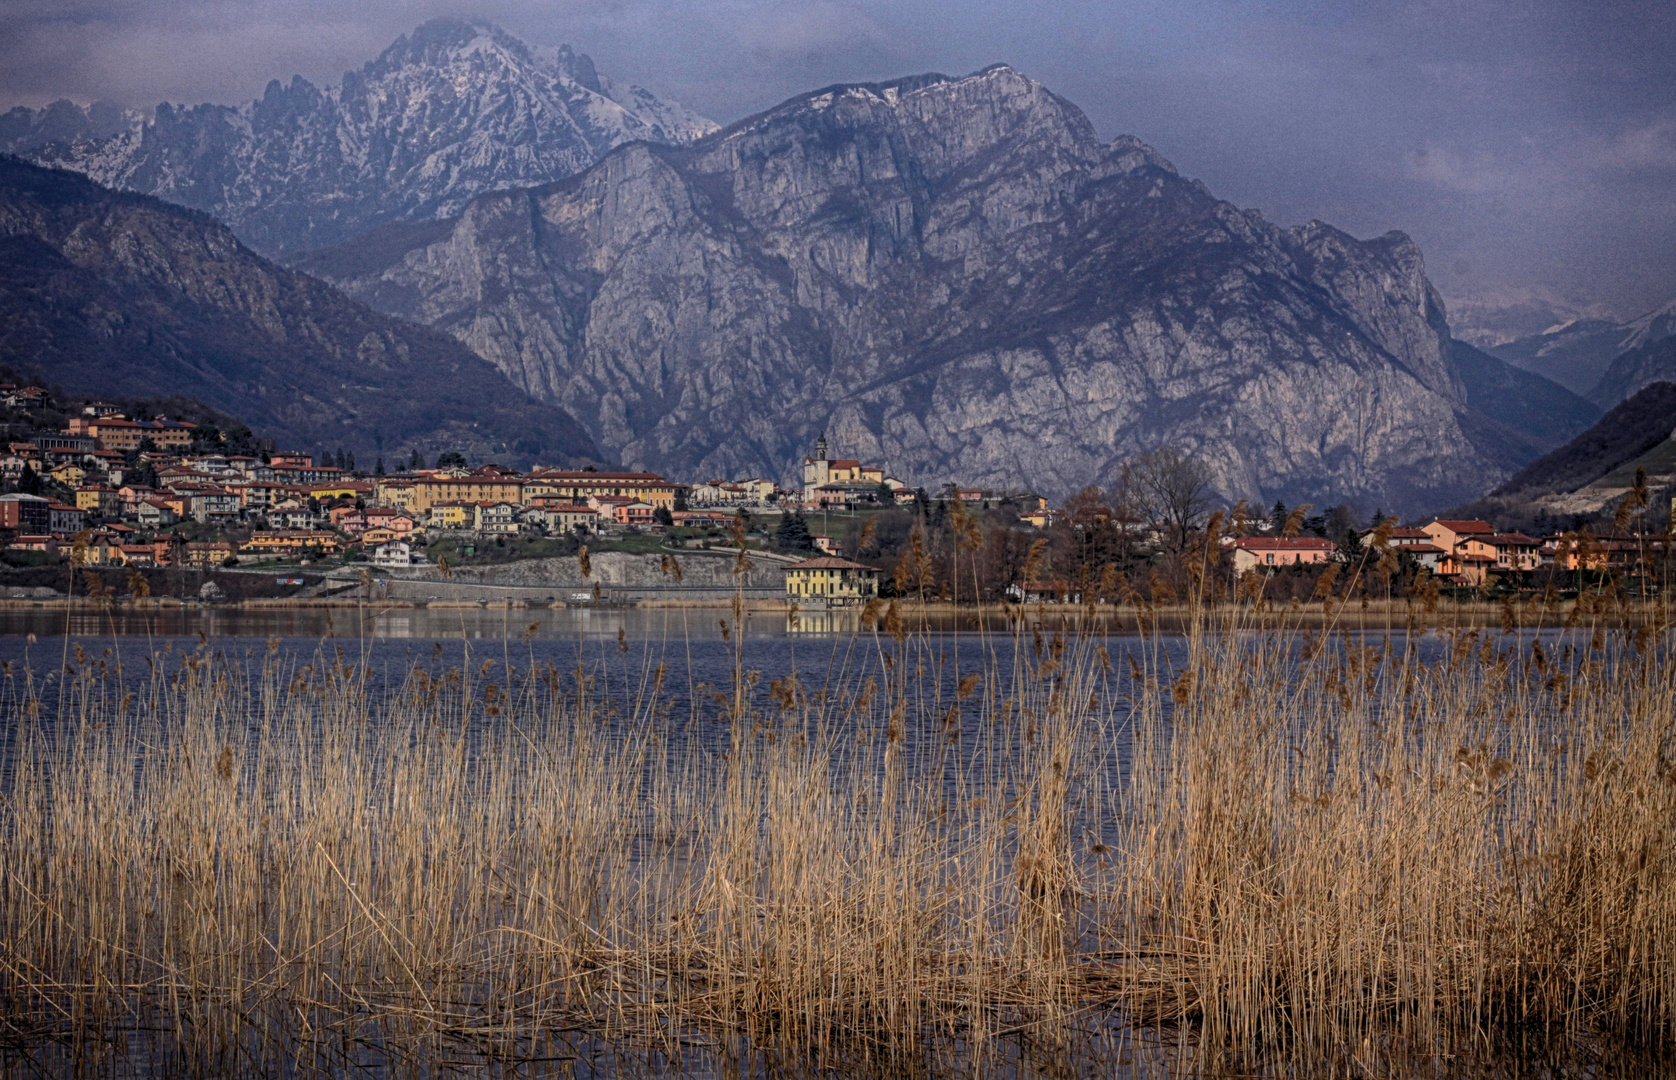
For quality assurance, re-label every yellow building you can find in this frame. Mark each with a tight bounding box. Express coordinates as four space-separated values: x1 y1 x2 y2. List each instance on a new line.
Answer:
428 501 473 529
50 463 88 487
183 542 236 567
374 479 418 510
76 486 122 516
240 530 343 556
306 482 371 501
783 556 880 606
523 471 678 509
408 476 526 513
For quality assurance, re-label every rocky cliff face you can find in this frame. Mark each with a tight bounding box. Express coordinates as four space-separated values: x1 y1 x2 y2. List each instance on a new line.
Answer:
298 67 1504 512
0 158 598 466
20 19 714 255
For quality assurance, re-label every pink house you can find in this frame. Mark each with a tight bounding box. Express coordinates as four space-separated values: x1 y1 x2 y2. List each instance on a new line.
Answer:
1229 536 1336 573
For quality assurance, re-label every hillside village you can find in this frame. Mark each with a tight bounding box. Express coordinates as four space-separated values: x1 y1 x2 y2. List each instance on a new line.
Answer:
1 383 1671 604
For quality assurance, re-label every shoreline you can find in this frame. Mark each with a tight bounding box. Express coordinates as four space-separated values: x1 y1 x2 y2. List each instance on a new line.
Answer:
1 594 1668 629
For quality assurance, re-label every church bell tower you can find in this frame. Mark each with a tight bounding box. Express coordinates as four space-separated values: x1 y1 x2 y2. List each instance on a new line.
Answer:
803 433 831 500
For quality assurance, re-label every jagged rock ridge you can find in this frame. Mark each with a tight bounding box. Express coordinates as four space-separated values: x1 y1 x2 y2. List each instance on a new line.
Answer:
0 99 136 154
17 19 715 254
0 158 599 466
296 65 1522 513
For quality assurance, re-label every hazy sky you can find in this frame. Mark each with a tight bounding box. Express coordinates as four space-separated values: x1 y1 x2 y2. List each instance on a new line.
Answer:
4 0 1673 328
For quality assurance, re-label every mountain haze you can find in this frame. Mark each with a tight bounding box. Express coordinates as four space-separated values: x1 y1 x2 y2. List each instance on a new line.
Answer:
1 99 135 155
18 19 715 255
1486 296 1676 400
1589 336 1676 408
1448 339 1601 467
0 157 599 465
297 65 1517 512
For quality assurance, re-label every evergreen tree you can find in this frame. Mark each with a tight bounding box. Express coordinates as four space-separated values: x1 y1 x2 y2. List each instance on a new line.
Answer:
345 451 355 472
409 449 422 470
1336 528 1366 566
375 458 385 477
1270 500 1288 533
18 463 40 495
775 511 813 553
335 448 347 470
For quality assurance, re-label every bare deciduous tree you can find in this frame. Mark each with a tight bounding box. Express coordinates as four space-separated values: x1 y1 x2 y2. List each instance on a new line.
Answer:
1120 446 1217 552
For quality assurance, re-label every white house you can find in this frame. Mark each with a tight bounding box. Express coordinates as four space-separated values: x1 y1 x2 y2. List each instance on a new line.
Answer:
373 540 423 568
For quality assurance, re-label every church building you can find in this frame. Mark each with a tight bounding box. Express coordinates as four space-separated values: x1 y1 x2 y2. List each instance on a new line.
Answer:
801 434 903 505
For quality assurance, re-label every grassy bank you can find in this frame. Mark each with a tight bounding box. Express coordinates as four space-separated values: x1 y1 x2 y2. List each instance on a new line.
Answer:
0 597 1672 1076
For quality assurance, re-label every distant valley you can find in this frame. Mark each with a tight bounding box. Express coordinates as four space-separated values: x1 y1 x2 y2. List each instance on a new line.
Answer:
0 158 598 467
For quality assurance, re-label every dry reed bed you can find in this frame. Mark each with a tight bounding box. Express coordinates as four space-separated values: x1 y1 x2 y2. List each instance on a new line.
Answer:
0 604 1672 1076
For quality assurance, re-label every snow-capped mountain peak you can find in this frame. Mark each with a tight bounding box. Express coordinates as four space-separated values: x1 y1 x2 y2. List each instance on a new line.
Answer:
15 19 716 255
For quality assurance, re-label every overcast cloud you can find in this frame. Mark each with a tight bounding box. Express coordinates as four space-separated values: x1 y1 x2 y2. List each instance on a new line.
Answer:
3 0 1673 329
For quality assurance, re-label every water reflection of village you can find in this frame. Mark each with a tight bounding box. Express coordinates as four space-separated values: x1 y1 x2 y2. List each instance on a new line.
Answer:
784 608 866 635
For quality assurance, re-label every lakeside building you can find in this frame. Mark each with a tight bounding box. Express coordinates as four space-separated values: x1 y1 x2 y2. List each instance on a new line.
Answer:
1005 580 1084 603
373 540 424 568
782 556 880 607
1226 536 1336 574
1356 526 1447 572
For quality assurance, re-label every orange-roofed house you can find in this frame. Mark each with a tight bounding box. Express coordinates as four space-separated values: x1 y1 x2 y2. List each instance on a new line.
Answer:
1422 519 1500 582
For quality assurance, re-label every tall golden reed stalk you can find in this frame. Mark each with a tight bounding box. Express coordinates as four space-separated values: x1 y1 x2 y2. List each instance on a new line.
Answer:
0 595 1671 1076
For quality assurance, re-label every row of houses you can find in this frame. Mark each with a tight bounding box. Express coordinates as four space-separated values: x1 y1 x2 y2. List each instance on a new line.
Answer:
1225 518 1664 585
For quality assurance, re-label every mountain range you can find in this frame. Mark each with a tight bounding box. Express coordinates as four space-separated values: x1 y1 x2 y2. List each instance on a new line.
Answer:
0 21 1622 512
0 157 598 466
8 18 714 256
293 61 1581 512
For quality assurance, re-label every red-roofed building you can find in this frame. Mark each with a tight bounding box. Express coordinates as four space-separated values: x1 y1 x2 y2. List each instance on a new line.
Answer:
1490 532 1543 574
1423 519 1501 582
1227 536 1335 574
800 434 894 502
